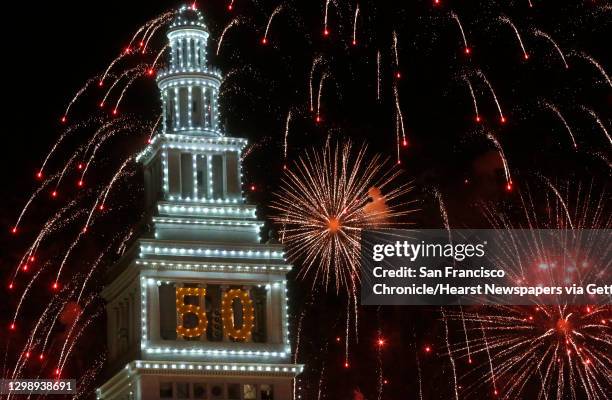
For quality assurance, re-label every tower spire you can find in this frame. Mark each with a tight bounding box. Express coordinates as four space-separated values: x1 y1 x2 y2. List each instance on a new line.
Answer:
157 5 222 136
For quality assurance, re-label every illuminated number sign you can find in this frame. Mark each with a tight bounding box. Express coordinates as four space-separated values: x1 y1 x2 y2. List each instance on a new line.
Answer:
175 287 255 340
221 289 255 340
176 287 208 337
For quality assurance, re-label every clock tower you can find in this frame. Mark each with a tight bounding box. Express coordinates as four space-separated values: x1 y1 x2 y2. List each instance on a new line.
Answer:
97 5 302 399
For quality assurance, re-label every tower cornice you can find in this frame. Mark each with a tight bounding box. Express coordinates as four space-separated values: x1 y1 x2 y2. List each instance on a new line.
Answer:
137 134 247 164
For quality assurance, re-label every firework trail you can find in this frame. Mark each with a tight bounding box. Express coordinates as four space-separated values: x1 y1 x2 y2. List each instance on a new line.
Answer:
450 11 471 54
13 330 54 382
100 51 131 87
54 228 87 288
82 119 123 158
540 100 577 149
101 65 147 108
127 12 173 51
376 50 381 101
55 199 114 289
292 298 310 400
241 143 258 161
352 279 359 342
73 354 106 400
392 31 401 78
376 309 384 400
572 51 612 88
262 5 283 44
283 110 292 163
414 330 424 400
463 75 480 123
139 21 158 52
442 308 460 400
459 305 473 364
147 114 162 143
484 129 512 190
37 119 97 179
77 252 105 303
392 31 399 66
476 70 506 123
113 69 147 114
142 15 173 53
18 206 64 267
127 11 173 52
538 175 575 229
62 77 102 123
240 136 273 163
11 171 61 234
533 29 568 68
352 4 360 45
323 0 331 36
589 150 612 169
316 72 330 122
91 155 135 217
310 55 324 112
80 120 137 184
219 65 263 97
21 300 57 358
52 151 80 195
227 0 236 12
117 227 137 256
39 295 73 365
8 291 69 380
8 331 41 387
344 298 351 366
479 320 498 397
271 140 414 296
58 309 103 377
76 229 135 304
499 16 529 60
150 44 169 74
127 20 154 50
317 342 329 400
433 188 451 235
581 106 611 146
393 85 408 161
10 263 49 329
217 17 247 55
13 200 81 282
57 295 97 370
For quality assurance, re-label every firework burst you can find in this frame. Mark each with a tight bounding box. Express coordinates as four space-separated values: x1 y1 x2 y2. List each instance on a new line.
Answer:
448 181 611 399
271 140 415 295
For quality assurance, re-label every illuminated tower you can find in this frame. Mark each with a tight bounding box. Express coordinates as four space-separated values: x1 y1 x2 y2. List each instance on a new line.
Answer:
97 5 302 399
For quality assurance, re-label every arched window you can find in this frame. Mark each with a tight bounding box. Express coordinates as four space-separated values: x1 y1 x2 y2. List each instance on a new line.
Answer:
182 38 188 68
179 87 189 127
190 39 197 66
166 90 175 131
192 86 202 127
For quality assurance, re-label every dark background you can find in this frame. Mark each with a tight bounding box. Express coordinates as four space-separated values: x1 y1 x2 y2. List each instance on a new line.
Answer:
0 0 610 398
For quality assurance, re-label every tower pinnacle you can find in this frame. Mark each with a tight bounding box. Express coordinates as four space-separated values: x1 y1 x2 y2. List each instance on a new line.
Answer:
157 5 222 136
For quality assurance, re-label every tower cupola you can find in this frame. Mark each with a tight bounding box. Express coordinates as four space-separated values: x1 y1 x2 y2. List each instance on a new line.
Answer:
157 5 222 136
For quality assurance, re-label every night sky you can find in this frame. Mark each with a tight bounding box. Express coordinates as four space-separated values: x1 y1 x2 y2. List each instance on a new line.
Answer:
1 0 610 398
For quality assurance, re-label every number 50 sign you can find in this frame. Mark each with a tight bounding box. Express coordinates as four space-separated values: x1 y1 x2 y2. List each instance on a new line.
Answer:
176 287 255 340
